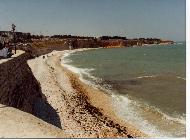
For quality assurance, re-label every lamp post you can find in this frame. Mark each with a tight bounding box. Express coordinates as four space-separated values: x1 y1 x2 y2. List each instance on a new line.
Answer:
12 24 16 54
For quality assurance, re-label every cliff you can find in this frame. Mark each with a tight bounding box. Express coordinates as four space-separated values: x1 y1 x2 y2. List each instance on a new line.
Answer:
29 37 173 50
99 39 125 48
30 38 124 50
159 40 174 44
29 39 99 55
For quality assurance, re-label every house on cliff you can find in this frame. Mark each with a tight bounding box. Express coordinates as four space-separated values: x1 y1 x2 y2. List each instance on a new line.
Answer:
0 31 13 44
0 31 31 44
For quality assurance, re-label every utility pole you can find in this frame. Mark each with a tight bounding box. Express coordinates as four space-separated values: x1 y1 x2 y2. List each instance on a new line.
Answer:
12 24 16 54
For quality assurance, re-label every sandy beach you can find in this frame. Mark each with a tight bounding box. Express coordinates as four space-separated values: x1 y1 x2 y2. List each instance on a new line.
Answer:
27 49 147 138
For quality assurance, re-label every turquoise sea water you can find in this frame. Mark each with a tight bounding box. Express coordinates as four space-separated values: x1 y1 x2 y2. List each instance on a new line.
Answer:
62 43 186 137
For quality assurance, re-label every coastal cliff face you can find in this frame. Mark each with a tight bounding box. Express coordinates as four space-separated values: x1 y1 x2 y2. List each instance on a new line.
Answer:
29 40 69 56
30 39 125 50
99 40 125 48
0 53 43 114
72 39 99 49
30 38 174 50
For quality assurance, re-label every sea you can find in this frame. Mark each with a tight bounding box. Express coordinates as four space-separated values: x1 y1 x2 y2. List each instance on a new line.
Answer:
61 42 186 138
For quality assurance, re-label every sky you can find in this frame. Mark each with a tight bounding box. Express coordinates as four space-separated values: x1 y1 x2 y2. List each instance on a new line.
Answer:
0 0 186 41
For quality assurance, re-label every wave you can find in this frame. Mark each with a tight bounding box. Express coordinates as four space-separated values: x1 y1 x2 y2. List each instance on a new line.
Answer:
177 76 186 80
134 75 158 79
176 42 184 45
134 98 186 125
61 49 113 92
111 94 167 137
132 75 186 81
60 50 185 138
112 94 185 138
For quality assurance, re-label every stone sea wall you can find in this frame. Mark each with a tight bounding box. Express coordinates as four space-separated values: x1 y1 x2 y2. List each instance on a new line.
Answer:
0 53 43 113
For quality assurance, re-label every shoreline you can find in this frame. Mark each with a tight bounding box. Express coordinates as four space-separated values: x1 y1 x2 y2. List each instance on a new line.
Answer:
62 58 147 138
59 47 186 138
28 49 147 138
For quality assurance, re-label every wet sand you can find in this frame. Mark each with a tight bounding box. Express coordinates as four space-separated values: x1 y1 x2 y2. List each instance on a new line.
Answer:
28 49 147 138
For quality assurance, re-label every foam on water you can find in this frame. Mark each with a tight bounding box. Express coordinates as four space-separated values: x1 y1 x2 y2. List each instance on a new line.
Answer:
111 93 186 137
61 49 109 91
61 58 112 92
111 94 165 137
177 76 186 80
134 75 158 79
133 75 186 81
60 49 186 138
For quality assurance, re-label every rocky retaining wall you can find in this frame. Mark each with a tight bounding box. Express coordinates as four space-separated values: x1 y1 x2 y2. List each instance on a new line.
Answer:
0 53 61 128
0 53 42 113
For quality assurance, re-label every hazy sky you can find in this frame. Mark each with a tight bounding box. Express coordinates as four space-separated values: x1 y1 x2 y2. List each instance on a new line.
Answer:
0 0 186 41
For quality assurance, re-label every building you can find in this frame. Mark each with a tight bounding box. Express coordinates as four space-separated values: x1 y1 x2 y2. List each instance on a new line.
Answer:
0 31 13 44
0 31 31 44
